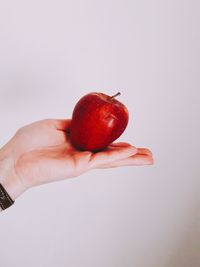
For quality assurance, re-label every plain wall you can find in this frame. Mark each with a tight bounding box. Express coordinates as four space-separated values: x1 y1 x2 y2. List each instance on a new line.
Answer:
0 0 200 266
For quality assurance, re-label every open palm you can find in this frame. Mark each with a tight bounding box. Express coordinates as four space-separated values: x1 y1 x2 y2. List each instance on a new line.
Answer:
5 119 153 190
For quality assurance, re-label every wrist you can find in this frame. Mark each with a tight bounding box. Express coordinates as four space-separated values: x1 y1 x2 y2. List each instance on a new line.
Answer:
0 148 27 201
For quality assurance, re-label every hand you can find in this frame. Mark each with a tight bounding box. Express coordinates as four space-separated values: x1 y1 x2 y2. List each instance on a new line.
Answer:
0 119 153 200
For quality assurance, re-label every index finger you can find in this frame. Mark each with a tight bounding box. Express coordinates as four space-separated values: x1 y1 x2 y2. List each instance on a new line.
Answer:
89 143 137 169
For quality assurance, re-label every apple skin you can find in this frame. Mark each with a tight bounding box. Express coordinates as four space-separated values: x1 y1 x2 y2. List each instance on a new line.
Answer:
70 92 129 152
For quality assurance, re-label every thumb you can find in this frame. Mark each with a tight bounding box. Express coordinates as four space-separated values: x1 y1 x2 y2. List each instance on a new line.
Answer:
53 119 72 131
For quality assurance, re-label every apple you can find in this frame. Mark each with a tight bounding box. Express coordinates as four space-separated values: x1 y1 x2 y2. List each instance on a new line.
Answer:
70 92 129 152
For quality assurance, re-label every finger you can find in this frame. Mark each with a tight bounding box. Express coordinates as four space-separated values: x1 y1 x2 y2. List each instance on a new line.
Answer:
110 144 153 157
109 142 133 148
97 154 154 169
53 119 72 131
89 145 137 169
137 148 153 157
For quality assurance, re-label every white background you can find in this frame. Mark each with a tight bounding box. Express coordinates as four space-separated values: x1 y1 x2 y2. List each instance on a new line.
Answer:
0 0 200 266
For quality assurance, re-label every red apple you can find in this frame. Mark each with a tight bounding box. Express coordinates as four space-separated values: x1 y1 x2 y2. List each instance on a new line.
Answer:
70 92 129 152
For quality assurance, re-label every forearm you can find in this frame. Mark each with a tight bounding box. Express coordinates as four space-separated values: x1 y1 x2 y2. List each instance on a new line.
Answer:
0 146 26 210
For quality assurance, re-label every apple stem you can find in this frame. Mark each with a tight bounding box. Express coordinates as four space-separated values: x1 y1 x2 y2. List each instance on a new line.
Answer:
110 92 121 99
